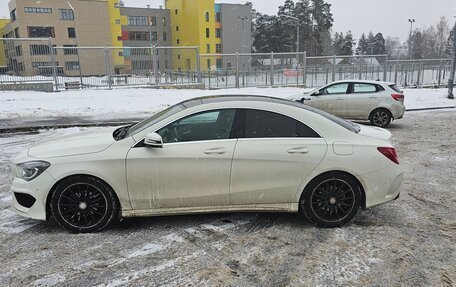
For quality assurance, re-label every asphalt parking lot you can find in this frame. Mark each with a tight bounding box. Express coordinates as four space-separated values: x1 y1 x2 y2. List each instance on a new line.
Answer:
0 109 455 286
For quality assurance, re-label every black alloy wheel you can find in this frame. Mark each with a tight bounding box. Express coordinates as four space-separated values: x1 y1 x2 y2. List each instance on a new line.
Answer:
51 176 119 233
301 172 361 228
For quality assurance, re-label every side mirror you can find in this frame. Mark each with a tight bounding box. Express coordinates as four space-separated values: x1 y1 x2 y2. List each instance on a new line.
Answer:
144 132 163 148
313 90 320 96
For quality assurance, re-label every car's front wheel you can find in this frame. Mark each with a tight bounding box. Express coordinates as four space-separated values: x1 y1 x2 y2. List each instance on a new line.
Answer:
370 108 392 128
301 172 361 228
50 175 119 233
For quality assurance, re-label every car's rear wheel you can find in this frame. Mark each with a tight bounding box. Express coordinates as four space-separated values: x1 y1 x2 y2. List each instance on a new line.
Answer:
301 172 361 228
50 176 119 233
370 108 392 128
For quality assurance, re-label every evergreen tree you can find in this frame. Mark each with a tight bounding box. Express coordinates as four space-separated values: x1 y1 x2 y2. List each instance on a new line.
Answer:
356 33 369 55
373 33 386 54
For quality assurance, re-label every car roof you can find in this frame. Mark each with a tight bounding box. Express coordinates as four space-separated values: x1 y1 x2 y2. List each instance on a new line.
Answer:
328 79 395 85
179 94 311 110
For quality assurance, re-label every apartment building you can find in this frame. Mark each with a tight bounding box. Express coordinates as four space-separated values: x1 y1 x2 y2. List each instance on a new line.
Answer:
166 0 251 71
1 0 251 76
119 6 172 74
3 0 112 76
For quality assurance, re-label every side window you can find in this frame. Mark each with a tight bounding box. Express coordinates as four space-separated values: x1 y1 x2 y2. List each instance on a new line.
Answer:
320 83 349 95
157 109 236 143
244 109 319 138
353 83 377 93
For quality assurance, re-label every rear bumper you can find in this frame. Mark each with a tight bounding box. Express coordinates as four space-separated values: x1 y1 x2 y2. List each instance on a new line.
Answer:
360 164 403 208
391 104 406 120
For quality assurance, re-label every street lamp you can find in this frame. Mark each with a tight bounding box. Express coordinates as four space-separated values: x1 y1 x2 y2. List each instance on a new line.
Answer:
408 19 415 60
278 14 300 54
67 1 83 88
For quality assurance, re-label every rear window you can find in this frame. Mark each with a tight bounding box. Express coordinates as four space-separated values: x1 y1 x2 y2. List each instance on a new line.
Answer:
389 84 402 93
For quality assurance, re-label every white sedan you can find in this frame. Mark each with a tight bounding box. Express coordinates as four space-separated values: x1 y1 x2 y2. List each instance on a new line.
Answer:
11 96 403 233
289 80 406 127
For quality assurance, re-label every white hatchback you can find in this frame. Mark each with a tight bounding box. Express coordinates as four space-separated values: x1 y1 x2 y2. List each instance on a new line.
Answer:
290 80 405 127
11 96 403 233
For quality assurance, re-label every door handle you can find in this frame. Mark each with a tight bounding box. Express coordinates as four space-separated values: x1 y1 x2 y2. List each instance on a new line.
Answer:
204 147 226 155
287 147 309 154
337 97 344 100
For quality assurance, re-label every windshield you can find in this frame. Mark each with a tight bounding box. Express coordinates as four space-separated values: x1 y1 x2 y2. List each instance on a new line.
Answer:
126 104 185 137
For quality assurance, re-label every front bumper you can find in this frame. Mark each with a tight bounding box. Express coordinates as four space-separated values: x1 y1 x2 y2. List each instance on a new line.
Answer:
11 171 56 221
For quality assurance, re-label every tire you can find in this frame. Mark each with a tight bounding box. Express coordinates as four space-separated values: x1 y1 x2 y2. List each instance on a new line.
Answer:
50 175 119 233
301 172 361 228
369 108 392 128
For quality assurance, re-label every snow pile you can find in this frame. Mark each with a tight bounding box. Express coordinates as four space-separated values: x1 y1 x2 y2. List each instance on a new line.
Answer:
0 87 453 120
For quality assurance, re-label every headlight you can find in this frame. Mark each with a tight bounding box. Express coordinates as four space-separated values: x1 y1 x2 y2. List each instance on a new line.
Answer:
13 161 50 181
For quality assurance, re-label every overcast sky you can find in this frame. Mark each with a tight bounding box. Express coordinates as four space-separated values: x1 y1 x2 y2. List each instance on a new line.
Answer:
1 0 455 42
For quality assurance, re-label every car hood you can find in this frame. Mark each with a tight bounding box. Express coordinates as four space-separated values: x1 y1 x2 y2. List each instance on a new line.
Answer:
28 128 117 158
358 124 392 142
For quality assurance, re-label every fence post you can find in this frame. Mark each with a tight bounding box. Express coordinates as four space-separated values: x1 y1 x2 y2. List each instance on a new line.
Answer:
48 38 58 91
270 52 274 86
235 52 239 88
383 55 388 81
358 60 362 80
417 60 422 87
302 51 307 88
332 55 336 82
438 58 443 86
394 62 398 84
104 47 112 90
196 47 201 85
153 46 159 85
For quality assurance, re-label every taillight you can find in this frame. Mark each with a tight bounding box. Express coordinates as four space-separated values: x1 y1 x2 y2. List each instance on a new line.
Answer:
391 94 404 102
377 147 399 164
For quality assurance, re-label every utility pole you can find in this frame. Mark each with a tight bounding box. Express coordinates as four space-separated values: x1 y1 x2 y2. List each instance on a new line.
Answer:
448 19 456 99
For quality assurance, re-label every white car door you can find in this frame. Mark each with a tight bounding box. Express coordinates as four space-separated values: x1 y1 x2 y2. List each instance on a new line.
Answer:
305 82 349 117
344 82 382 119
230 109 327 206
126 109 237 210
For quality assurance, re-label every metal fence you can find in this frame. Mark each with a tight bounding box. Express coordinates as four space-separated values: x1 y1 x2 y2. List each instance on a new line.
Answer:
0 38 453 91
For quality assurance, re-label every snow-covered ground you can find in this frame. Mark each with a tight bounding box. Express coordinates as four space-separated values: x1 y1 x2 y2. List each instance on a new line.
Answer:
0 87 454 120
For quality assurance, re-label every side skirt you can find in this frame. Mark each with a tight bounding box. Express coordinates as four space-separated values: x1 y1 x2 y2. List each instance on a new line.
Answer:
122 203 299 218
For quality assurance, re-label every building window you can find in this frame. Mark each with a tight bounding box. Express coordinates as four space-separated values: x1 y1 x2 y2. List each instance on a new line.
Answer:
128 16 148 26
28 26 55 38
206 28 209 38
175 9 178 15
205 11 209 22
177 54 181 60
63 45 78 55
216 44 222 53
14 27 20 38
177 39 180 44
215 12 221 22
116 19 121 25
206 44 210 53
68 27 76 38
128 31 149 41
15 46 22 56
11 9 17 21
25 7 52 14
176 26 179 31
59 9 74 20
207 59 211 69
162 17 166 26
150 16 157 26
150 32 158 41
30 45 52 55
65 61 80 70
216 58 222 69
117 36 122 41
163 32 167 41
216 28 221 38
118 51 123 56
